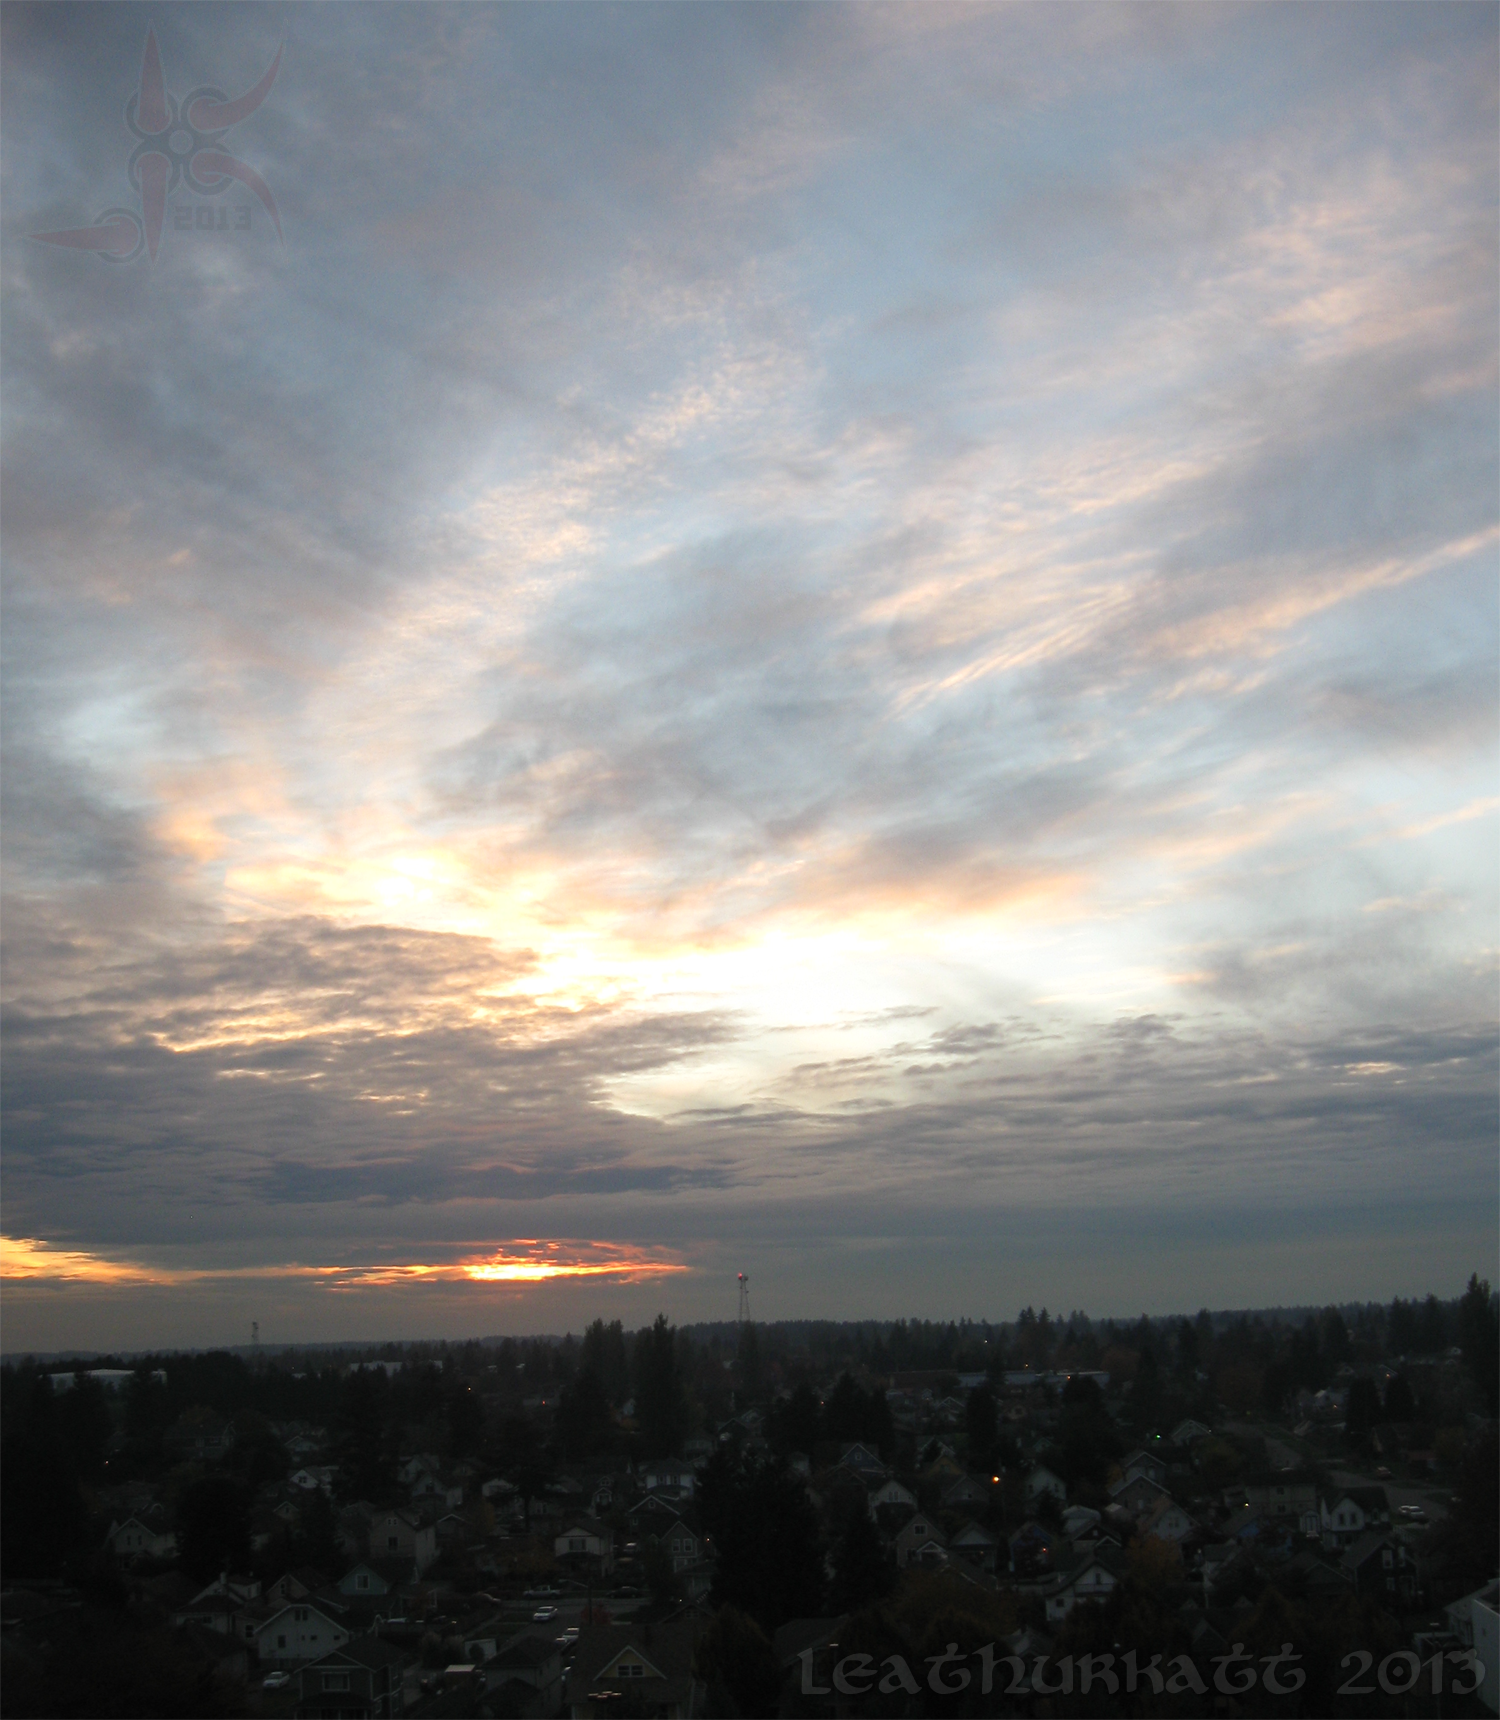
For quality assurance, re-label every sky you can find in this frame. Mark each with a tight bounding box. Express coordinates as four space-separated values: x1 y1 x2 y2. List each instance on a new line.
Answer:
2 2 1496 1354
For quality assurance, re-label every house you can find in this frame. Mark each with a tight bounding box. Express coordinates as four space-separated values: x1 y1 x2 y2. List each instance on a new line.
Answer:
267 1568 329 1607
949 1520 1000 1571
106 1516 177 1561
1340 1531 1419 1606
1139 1495 1195 1543
555 1517 614 1573
867 1477 917 1517
625 1492 683 1532
170 1592 260 1639
254 1601 350 1666
1061 1505 1101 1540
489 1633 565 1717
1008 1521 1056 1578
893 1513 948 1570
1320 1486 1389 1547
294 1634 406 1719
1024 1464 1067 1504
642 1463 695 1499
836 1443 887 1482
290 1467 336 1495
1120 1448 1168 1488
565 1623 705 1719
1445 1581 1499 1717
1242 1470 1318 1522
367 1509 436 1575
337 1561 408 1601
654 1514 706 1573
1171 1419 1212 1447
942 1474 990 1511
1109 1473 1170 1516
1042 1549 1121 1622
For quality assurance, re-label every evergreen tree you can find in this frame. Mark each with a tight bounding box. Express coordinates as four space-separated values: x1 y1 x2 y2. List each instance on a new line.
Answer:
1458 1273 1499 1417
699 1447 823 1631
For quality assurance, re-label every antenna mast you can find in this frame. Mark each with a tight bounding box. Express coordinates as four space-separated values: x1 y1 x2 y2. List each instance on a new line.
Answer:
737 1272 750 1326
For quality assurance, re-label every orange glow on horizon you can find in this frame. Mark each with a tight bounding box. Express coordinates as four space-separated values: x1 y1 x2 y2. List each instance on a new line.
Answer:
1 1235 687 1290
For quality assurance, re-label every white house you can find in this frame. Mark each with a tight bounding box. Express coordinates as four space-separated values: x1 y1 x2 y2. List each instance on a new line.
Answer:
1024 1464 1067 1504
867 1477 917 1517
1043 1553 1120 1622
106 1516 177 1561
254 1602 349 1666
1445 1580 1499 1716
1320 1487 1389 1548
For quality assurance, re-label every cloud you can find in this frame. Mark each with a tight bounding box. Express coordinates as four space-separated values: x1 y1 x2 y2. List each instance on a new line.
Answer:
1 3 1494 1339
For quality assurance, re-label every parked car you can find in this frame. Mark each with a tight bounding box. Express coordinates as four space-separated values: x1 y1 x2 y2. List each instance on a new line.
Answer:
532 1604 559 1622
1375 1467 1392 1479
263 1671 291 1690
1399 1505 1429 1523
524 1585 560 1599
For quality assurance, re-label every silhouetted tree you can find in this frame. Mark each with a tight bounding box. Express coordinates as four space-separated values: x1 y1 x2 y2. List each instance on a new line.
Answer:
179 1475 251 1583
693 1606 781 1717
1458 1273 1499 1417
699 1447 823 1631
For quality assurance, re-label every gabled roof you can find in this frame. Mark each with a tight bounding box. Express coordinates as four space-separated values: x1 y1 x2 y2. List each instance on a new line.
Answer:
1340 1529 1403 1574
493 1633 561 1671
566 1622 700 1701
309 1633 407 1672
1329 1486 1388 1513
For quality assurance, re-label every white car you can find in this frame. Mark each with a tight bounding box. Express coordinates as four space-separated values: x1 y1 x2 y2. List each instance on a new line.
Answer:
262 1670 291 1689
532 1604 559 1622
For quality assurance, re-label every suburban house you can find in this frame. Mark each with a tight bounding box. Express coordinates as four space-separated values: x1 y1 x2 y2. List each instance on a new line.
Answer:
949 1520 1000 1571
642 1463 695 1498
367 1510 436 1575
565 1623 705 1720
1171 1419 1212 1447
1139 1496 1196 1543
1120 1449 1168 1488
554 1517 614 1574
1109 1473 1170 1516
106 1516 177 1561
867 1477 917 1517
1009 1521 1056 1577
657 1514 706 1574
488 1634 565 1717
1024 1464 1067 1504
294 1634 406 1719
893 1513 948 1570
1340 1531 1419 1605
1320 1487 1390 1547
1242 1471 1319 1523
254 1601 350 1667
942 1475 990 1511
337 1561 408 1601
1042 1550 1121 1622
836 1443 887 1483
625 1493 683 1532
267 1568 329 1607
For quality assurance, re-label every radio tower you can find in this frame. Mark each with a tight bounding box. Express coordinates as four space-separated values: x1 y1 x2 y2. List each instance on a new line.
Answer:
737 1273 750 1326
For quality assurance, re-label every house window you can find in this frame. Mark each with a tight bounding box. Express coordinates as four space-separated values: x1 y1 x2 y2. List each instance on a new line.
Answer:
323 1672 351 1691
294 1608 308 1621
388 1536 399 1551
570 1539 585 1552
277 1635 287 1649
